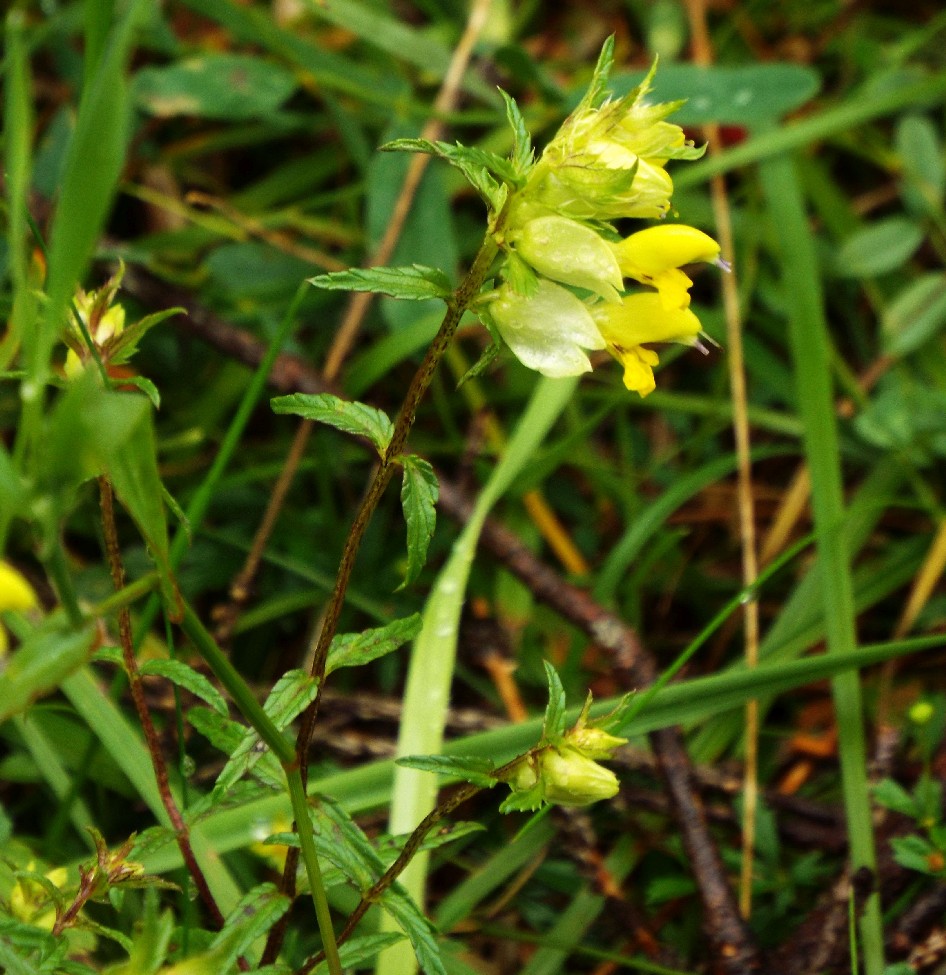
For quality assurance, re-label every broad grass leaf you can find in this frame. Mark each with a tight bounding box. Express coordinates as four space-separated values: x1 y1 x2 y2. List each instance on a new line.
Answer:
834 217 924 277
134 53 297 120
0 621 97 721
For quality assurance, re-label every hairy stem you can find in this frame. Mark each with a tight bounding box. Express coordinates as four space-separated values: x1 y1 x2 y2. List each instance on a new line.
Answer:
97 477 225 929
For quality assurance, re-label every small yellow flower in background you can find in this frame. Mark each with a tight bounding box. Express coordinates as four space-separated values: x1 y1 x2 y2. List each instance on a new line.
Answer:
0 560 38 656
64 295 125 377
10 863 68 931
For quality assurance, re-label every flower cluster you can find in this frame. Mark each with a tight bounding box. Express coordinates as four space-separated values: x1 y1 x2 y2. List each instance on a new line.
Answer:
483 52 727 396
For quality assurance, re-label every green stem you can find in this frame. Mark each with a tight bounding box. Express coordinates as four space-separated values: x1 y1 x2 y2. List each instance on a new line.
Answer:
86 572 160 618
178 599 344 970
286 767 343 975
178 602 294 765
47 542 84 628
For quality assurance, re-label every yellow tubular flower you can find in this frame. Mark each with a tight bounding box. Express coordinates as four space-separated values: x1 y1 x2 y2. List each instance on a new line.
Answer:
593 292 703 397
612 225 723 310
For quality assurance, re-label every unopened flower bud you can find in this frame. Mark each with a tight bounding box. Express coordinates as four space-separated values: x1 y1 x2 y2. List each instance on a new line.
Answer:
539 745 621 807
567 725 627 760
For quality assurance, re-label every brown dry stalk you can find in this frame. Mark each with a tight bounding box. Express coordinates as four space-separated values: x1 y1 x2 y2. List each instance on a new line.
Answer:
684 0 761 919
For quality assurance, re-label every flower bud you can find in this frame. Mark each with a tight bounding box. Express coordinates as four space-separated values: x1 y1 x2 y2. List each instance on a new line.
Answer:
538 745 620 807
567 725 627 760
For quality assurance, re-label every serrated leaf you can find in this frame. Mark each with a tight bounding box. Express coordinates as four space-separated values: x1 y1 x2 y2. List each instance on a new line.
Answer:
395 754 497 789
104 307 182 366
307 264 453 301
117 375 161 409
542 660 567 740
399 456 438 588
499 88 533 174
214 670 318 793
300 799 445 972
499 783 545 814
209 883 290 969
578 34 616 112
139 659 228 715
311 933 404 974
186 706 244 754
272 393 393 455
456 341 501 388
326 614 422 676
382 138 522 189
377 884 445 975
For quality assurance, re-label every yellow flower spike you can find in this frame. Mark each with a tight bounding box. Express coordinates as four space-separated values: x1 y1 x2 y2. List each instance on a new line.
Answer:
612 225 724 309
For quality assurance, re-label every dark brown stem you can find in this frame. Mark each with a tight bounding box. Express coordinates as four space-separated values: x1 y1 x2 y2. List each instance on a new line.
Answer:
97 476 225 930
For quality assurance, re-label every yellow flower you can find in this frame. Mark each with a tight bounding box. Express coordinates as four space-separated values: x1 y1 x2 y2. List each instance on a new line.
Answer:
64 297 125 377
0 561 38 656
612 224 725 310
593 293 703 396
10 864 68 931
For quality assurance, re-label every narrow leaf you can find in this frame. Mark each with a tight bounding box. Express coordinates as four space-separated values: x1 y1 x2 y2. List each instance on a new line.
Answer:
140 659 228 716
499 88 533 173
272 393 393 455
382 137 521 187
214 670 318 793
209 883 290 969
395 754 496 789
399 455 438 588
307 264 453 301
326 614 422 676
542 660 568 740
